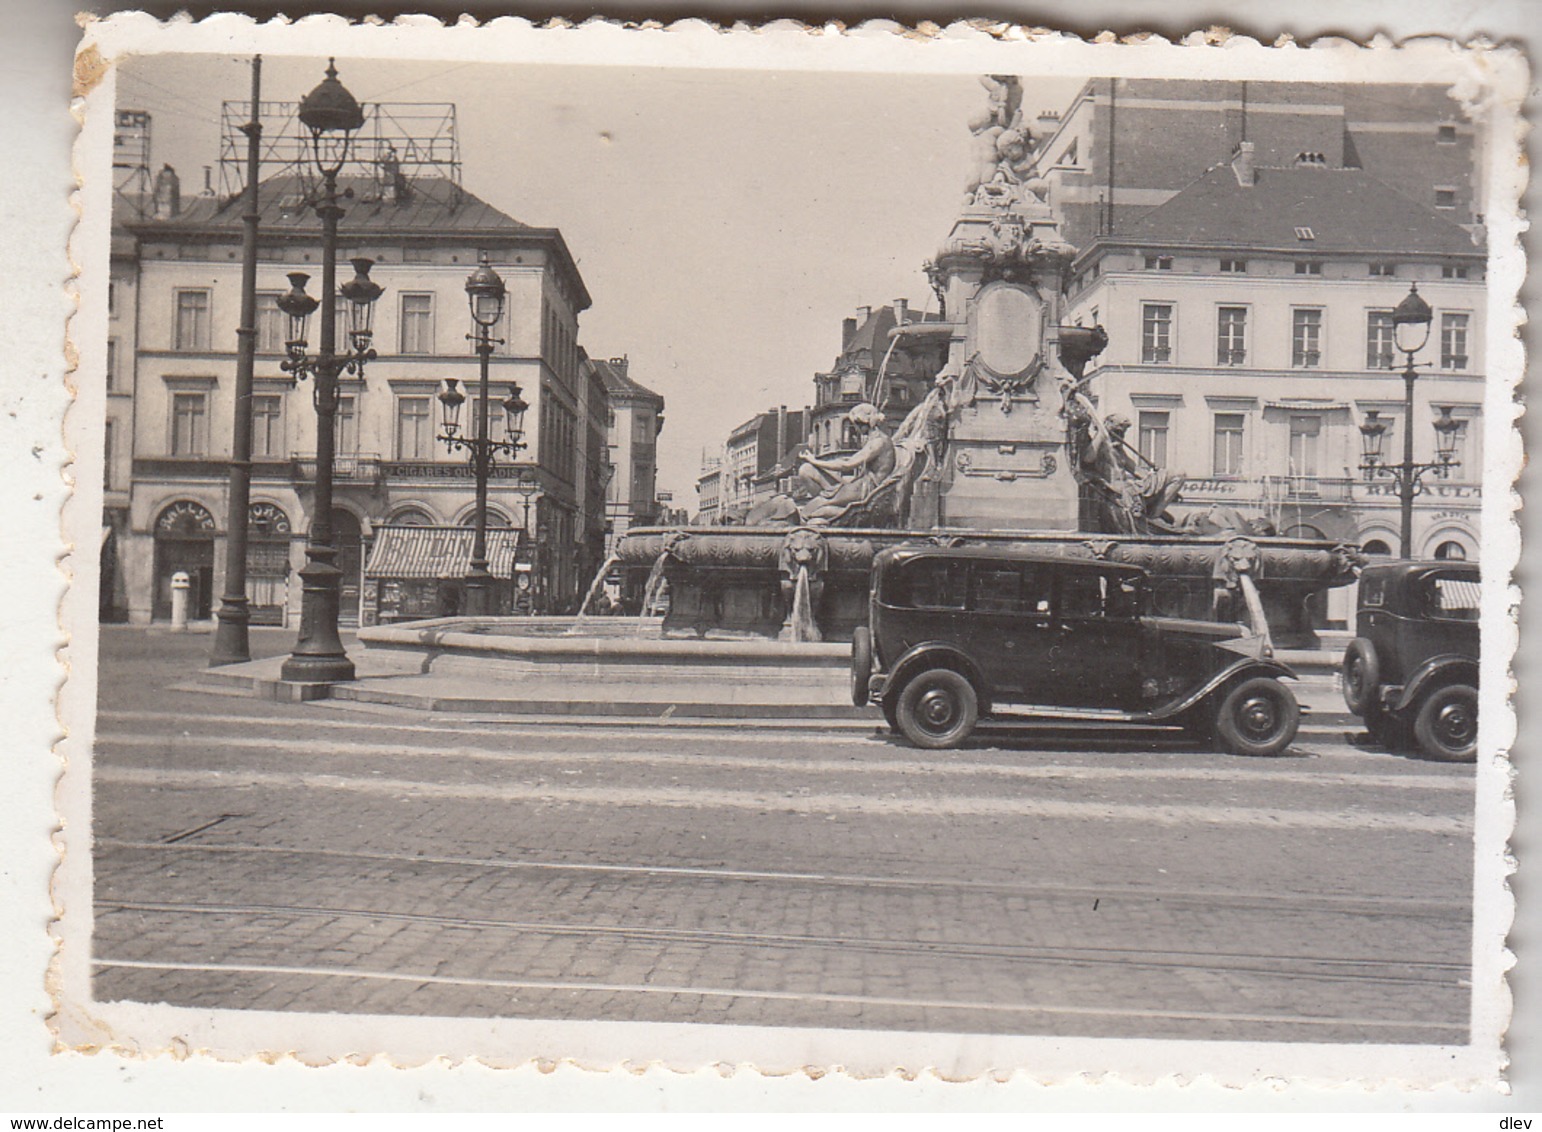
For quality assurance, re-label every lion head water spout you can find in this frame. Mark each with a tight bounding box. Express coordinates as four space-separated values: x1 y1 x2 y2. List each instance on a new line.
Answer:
781 564 821 643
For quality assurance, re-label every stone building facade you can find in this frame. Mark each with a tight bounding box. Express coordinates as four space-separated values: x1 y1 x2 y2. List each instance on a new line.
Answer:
107 169 608 623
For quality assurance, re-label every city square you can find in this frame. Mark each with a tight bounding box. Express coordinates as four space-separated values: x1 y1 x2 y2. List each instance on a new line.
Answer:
59 29 1514 1088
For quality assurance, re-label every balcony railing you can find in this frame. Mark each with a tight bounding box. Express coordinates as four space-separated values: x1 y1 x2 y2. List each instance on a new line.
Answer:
291 452 383 486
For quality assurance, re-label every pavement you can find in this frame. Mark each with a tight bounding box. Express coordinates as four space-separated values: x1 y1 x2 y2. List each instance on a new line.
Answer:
184 621 1355 721
85 623 1476 1045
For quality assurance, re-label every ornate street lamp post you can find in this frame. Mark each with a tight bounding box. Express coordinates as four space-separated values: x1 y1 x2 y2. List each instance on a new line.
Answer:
1357 283 1462 558
437 253 529 615
277 60 382 683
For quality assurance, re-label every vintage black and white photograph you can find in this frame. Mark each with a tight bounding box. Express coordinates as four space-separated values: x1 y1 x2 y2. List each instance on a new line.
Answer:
53 18 1523 1089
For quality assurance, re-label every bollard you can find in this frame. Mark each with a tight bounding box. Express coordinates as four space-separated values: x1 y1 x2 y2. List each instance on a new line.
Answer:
170 570 191 631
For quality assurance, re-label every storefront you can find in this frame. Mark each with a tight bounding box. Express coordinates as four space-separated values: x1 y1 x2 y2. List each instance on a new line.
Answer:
361 524 521 625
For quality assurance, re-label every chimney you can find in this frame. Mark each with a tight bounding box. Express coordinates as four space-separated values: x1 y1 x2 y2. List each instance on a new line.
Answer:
893 298 908 324
842 317 857 347
152 163 181 218
1293 151 1327 168
856 305 872 322
609 356 628 377
201 166 214 196
1035 109 1061 137
1231 141 1256 188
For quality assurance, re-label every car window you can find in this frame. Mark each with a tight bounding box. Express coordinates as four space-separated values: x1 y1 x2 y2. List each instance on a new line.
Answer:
1426 575 1481 621
971 564 1021 612
1108 576 1142 619
1360 576 1385 607
890 557 968 610
969 562 1051 615
1060 571 1109 619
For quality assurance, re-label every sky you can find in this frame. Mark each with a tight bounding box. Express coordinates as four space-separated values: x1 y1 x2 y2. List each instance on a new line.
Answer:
112 54 1086 502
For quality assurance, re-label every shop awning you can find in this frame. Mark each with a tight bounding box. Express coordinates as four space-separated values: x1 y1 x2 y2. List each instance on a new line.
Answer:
365 525 520 580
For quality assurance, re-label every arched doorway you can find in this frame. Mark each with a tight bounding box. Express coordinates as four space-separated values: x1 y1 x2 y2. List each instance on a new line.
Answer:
152 500 217 621
247 502 292 625
333 508 365 627
387 505 435 526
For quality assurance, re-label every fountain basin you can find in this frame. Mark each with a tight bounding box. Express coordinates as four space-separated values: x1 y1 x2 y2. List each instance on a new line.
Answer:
615 525 1361 648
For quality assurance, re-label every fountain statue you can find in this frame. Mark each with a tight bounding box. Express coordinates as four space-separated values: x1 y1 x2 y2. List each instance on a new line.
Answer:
613 73 1361 646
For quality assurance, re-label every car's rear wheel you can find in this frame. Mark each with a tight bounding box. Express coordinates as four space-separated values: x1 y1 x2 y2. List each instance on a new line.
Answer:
1214 676 1300 757
895 668 978 750
1342 638 1381 717
850 626 873 708
1413 683 1478 762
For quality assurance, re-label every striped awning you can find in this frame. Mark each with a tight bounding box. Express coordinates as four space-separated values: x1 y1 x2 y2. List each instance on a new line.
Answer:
365 525 521 580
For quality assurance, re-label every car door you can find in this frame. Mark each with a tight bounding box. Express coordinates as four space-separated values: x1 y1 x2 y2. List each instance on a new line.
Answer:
967 559 1058 706
1048 568 1146 710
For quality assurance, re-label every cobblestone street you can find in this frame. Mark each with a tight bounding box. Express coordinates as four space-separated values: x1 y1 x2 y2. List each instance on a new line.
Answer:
90 626 1476 1044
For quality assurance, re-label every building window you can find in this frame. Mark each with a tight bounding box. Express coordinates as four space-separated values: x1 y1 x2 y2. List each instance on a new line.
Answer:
1212 413 1245 477
1434 540 1467 561
1434 187 1457 209
1143 255 1173 271
1294 227 1315 241
1367 310 1396 369
1441 417 1469 474
255 292 286 353
402 245 434 263
105 337 117 391
1220 258 1247 274
1294 261 1322 276
252 394 283 458
1437 124 1457 143
1216 307 1247 366
1369 263 1396 277
108 281 117 318
395 395 433 459
1141 303 1173 364
1362 539 1392 556
399 294 435 355
1291 309 1323 368
1288 415 1321 478
1443 265 1469 279
335 394 358 454
1137 411 1169 467
1440 313 1470 370
171 391 207 456
103 421 114 490
174 289 211 351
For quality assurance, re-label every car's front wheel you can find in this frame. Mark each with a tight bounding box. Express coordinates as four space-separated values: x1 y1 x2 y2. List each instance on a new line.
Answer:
1214 676 1300 757
1413 683 1478 762
850 626 873 708
1342 638 1381 716
895 668 978 750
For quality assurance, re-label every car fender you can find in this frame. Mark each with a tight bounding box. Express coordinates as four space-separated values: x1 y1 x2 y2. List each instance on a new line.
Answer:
1391 655 1480 713
882 643 991 714
1155 657 1298 720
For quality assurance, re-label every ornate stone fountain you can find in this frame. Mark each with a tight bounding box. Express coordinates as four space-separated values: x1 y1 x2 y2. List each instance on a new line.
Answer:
613 75 1361 647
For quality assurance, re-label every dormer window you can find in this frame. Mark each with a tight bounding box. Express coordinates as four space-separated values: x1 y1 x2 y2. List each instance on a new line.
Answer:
1437 124 1457 144
1294 226 1315 241
1435 187 1457 209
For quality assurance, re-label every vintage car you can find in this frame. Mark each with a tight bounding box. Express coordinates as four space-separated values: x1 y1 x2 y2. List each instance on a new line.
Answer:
1341 559 1480 762
850 545 1300 754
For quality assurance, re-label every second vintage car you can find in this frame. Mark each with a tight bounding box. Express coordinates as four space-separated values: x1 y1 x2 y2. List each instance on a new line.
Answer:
1341 559 1480 762
851 545 1300 754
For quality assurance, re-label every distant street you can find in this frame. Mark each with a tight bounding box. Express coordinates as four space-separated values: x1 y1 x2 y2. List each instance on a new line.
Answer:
92 625 1475 1044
